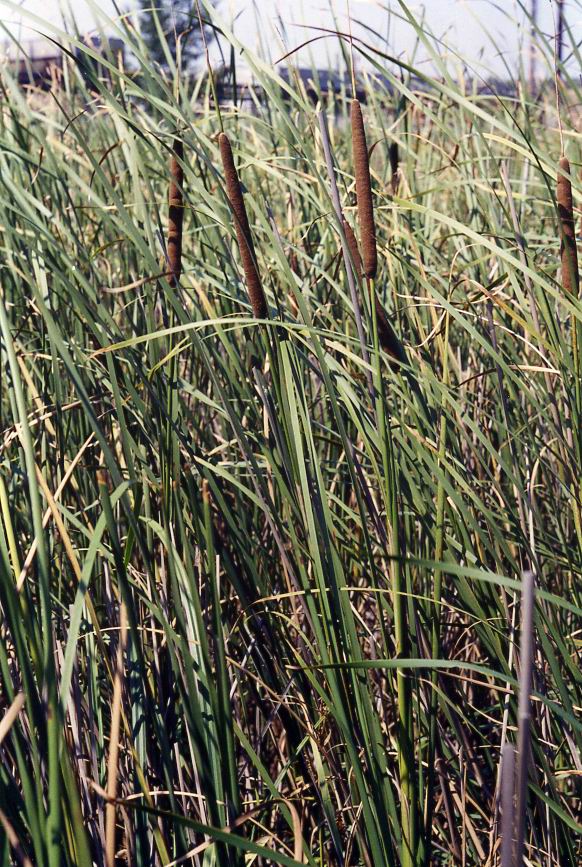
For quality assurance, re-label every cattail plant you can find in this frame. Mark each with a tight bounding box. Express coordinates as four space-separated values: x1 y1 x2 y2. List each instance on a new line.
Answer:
557 155 581 447
342 217 364 281
351 103 417 867
389 141 400 195
351 99 377 279
350 102 406 363
168 138 184 287
557 0 566 72
514 570 536 866
557 156 579 296
219 132 267 319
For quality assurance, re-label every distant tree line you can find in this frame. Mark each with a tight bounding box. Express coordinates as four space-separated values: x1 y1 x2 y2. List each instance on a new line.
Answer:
138 1 214 69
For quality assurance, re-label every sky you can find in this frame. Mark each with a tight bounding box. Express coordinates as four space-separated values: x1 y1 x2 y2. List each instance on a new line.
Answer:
0 1 575 80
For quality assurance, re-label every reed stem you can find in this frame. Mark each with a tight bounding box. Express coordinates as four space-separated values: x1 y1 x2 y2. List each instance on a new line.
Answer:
369 273 417 866
500 743 516 867
514 570 536 866
424 309 450 866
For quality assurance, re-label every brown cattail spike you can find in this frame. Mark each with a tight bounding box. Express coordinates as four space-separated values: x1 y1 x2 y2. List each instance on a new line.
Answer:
374 296 404 364
557 156 579 296
351 99 377 279
168 138 184 288
389 141 400 195
218 132 267 319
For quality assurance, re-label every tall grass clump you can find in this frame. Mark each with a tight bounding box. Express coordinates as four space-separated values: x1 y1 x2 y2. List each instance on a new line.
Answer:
0 2 580 866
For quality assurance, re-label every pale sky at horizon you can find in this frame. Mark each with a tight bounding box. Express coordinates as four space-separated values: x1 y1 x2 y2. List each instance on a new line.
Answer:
0 1 578 80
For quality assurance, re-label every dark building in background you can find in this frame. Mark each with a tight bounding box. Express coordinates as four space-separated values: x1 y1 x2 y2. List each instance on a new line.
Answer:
2 36 125 90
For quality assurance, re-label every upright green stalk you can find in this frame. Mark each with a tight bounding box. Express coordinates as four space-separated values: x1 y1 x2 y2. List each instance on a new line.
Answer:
369 275 417 866
424 310 450 865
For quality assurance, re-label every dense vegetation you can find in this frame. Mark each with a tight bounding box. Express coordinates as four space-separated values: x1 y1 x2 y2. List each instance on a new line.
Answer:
0 3 580 865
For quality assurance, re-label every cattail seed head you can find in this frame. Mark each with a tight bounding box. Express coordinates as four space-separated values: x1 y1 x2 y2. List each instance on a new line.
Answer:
389 141 400 195
557 155 579 296
389 141 399 176
342 218 363 280
374 296 402 363
96 468 110 490
351 99 377 279
218 132 267 319
168 138 184 288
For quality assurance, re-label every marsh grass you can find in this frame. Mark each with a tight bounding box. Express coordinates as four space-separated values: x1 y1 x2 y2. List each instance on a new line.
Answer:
0 1 580 865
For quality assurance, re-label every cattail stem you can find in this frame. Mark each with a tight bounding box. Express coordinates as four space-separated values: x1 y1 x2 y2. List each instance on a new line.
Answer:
342 219 402 363
371 274 416 867
424 309 450 866
219 132 267 319
364 269 416 865
514 570 535 866
351 99 377 279
500 743 516 867
168 138 184 288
